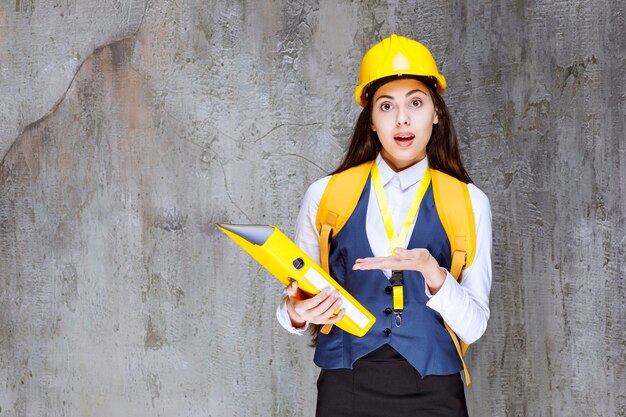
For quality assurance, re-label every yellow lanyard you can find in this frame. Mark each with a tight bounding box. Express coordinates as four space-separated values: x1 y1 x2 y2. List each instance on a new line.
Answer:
370 163 431 254
370 162 431 326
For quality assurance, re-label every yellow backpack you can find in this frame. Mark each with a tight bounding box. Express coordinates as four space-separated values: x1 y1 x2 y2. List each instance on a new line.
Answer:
314 160 476 385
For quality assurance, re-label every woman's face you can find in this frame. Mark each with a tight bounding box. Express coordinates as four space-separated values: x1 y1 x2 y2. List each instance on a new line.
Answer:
370 78 439 172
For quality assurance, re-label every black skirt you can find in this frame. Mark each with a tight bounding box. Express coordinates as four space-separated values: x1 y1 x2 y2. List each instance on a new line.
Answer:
315 344 468 417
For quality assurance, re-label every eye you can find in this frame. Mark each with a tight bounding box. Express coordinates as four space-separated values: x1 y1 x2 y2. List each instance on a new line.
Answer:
380 102 392 111
410 98 422 108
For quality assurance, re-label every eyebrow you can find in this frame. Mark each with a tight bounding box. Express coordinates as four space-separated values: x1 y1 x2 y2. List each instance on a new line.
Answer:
374 89 428 102
406 89 428 97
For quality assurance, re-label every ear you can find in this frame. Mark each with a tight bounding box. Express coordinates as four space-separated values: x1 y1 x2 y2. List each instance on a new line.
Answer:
433 109 439 125
371 122 376 132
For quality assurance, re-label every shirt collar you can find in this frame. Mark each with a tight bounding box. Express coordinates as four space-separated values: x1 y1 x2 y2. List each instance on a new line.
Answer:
375 153 429 191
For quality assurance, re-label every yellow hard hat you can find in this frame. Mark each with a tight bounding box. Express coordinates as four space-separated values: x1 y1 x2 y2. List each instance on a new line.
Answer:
354 34 446 107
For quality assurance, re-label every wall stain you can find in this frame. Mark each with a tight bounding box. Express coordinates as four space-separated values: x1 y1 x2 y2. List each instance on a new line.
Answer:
557 55 598 93
141 272 185 308
152 210 187 233
59 264 78 312
1 36 137 166
15 0 35 14
146 372 161 407
144 315 167 350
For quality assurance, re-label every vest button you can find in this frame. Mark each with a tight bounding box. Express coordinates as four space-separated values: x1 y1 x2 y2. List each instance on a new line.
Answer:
383 328 391 336
384 308 392 315
385 286 392 294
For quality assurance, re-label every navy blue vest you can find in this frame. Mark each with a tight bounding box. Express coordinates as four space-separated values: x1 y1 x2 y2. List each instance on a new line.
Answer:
313 177 463 377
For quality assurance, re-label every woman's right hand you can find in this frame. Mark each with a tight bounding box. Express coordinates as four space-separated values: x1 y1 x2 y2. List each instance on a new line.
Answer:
284 281 345 328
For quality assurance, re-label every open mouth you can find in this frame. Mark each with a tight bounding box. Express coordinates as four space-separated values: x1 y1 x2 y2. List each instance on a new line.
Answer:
394 133 415 146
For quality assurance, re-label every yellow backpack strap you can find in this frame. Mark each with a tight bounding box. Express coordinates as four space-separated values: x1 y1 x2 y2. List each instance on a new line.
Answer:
431 169 476 385
315 160 375 335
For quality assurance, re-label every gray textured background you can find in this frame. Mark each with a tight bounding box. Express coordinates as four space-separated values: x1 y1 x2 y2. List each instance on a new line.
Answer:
1 1 624 416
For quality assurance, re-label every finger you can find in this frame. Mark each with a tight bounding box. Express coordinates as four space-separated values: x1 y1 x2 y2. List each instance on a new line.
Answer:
353 258 414 270
361 255 392 262
324 308 346 324
352 256 388 269
352 257 396 268
311 296 344 324
297 290 339 320
285 280 298 297
396 247 430 261
353 256 397 264
295 288 333 313
307 291 342 319
309 288 334 303
321 296 344 318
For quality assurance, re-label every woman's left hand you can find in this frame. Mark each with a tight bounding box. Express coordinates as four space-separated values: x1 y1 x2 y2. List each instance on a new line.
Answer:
352 247 447 294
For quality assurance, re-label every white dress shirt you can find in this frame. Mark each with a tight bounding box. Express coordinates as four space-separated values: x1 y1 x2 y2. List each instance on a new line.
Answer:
276 154 492 344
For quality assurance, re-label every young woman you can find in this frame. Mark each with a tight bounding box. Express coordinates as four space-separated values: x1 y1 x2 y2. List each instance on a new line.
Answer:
276 34 492 417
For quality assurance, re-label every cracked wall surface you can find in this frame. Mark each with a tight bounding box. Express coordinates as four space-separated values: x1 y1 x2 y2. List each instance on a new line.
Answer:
1 0 625 416
0 0 148 161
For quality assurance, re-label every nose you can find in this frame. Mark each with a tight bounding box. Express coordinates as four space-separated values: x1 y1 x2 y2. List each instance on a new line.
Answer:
396 109 410 126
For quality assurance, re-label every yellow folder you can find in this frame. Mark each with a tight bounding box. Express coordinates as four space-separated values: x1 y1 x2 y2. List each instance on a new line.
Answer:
216 223 376 337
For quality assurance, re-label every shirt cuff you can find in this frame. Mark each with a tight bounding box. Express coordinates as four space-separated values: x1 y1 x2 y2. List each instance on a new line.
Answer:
276 295 309 335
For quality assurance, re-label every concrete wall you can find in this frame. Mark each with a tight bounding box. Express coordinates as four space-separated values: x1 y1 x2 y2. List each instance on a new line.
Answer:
1 1 624 416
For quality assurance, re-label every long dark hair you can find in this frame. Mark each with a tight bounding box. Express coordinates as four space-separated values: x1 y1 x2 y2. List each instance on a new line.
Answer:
332 75 472 183
309 75 472 345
